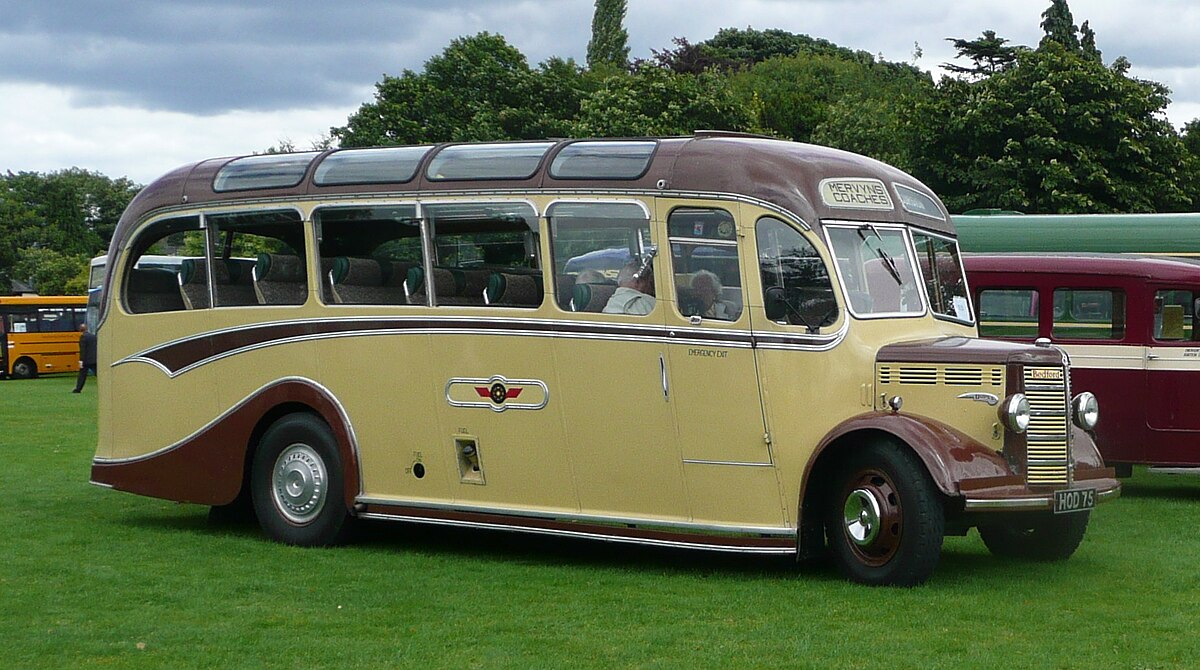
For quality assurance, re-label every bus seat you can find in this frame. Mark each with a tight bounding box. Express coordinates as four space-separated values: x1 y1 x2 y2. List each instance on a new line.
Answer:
329 257 407 305
177 259 210 310
403 266 457 304
555 274 577 310
484 272 544 307
126 268 186 314
571 283 617 312
452 269 490 305
252 253 307 305
216 259 259 307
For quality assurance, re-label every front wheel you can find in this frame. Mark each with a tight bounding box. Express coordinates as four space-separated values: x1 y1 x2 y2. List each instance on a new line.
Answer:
825 441 945 586
978 511 1089 561
11 357 37 379
251 413 352 546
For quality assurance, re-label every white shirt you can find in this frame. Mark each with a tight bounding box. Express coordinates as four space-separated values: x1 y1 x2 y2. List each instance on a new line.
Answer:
603 287 656 315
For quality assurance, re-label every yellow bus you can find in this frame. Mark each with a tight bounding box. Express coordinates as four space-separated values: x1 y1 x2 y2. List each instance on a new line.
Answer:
89 134 1119 585
0 295 88 379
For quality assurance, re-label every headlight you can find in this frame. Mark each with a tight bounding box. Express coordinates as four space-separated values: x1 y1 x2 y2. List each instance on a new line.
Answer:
1072 392 1099 430
998 393 1030 433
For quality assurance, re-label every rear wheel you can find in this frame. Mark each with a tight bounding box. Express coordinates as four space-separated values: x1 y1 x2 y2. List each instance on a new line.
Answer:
825 441 944 586
251 413 352 546
11 357 37 379
978 511 1089 561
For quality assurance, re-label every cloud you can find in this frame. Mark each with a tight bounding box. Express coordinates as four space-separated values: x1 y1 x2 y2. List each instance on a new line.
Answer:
0 83 358 183
0 0 592 114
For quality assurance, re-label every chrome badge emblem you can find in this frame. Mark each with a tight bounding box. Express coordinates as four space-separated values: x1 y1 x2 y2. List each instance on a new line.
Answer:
446 376 549 412
956 392 1000 406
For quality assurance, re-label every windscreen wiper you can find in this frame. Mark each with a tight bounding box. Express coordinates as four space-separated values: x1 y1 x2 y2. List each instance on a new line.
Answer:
858 224 902 285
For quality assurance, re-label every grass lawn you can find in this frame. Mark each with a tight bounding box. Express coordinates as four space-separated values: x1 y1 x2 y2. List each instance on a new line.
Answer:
2 374 1199 669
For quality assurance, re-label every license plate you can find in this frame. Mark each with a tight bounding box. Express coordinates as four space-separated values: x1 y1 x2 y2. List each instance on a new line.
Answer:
1053 488 1095 514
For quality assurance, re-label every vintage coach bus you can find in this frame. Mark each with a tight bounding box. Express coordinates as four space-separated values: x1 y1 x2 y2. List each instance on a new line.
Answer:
966 252 1200 476
90 134 1119 585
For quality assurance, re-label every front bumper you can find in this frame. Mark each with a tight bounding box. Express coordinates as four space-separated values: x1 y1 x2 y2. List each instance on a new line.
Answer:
959 466 1121 512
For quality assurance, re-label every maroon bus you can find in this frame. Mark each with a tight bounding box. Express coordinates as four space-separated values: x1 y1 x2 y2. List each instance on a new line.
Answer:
965 253 1200 475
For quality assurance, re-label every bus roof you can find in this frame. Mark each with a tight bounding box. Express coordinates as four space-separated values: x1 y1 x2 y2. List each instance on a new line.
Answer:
953 212 1200 255
109 134 953 260
964 252 1200 282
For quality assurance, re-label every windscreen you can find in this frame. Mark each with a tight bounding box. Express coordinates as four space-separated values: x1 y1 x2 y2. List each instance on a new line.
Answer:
827 224 923 317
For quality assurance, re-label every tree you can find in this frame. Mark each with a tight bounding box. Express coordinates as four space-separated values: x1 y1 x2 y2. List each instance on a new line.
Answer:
1040 0 1080 51
569 64 757 137
0 169 139 291
11 247 89 295
944 31 1022 78
333 33 589 147
1079 21 1101 62
1184 119 1200 157
911 44 1194 213
586 0 629 70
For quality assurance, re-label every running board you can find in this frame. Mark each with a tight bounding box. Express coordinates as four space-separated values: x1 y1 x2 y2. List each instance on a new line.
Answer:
355 501 798 555
1147 466 1200 477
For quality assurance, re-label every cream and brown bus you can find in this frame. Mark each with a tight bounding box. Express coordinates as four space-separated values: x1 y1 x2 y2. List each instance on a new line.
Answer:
90 134 1119 585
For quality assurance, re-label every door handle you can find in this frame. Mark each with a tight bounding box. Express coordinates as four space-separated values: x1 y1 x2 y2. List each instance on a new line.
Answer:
1147 353 1160 360
659 354 669 400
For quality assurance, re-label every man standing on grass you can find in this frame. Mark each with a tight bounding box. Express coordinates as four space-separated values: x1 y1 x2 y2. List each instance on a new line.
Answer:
72 323 97 393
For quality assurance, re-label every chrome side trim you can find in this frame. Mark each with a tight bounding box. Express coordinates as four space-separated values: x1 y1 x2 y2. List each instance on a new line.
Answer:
355 512 798 555
681 459 774 467
113 314 848 379
354 496 796 537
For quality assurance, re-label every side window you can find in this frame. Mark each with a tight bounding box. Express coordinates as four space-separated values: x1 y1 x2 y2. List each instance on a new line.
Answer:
548 202 655 315
124 216 202 314
978 289 1039 339
37 308 79 332
1052 289 1125 340
756 216 838 329
208 210 307 307
912 232 972 323
1154 289 1197 342
667 208 742 322
316 205 422 306
426 202 541 308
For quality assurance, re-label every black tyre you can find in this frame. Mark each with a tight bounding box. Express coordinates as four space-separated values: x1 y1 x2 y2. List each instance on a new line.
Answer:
12 357 37 379
978 511 1089 561
251 413 352 546
825 440 945 586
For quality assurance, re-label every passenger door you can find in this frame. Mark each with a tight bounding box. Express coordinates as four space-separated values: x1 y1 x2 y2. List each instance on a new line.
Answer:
659 202 782 526
547 200 688 522
1144 287 1200 460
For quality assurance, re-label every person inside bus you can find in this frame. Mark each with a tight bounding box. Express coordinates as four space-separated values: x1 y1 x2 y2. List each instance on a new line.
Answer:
603 259 656 315
690 269 736 320
72 323 97 393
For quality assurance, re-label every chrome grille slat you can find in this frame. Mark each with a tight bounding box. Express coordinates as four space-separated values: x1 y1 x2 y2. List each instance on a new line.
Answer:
1023 366 1070 486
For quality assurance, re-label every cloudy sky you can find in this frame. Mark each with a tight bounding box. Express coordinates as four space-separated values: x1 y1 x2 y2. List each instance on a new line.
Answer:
1 0 1197 184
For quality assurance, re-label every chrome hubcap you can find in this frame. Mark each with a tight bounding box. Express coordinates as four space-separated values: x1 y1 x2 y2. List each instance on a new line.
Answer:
272 443 327 524
843 488 882 546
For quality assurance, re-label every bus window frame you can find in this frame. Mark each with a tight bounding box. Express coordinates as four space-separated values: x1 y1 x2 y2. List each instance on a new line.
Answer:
546 198 655 316
822 220 929 321
911 227 975 327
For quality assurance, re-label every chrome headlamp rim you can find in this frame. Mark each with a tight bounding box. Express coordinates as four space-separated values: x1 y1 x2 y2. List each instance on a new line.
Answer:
1072 391 1099 430
998 393 1030 433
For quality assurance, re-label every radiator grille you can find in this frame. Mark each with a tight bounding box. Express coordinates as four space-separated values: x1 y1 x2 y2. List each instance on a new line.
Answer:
877 365 1002 387
1023 366 1070 486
